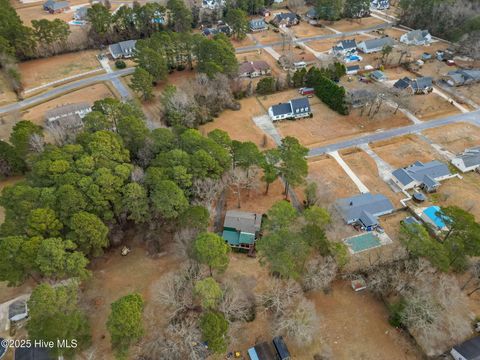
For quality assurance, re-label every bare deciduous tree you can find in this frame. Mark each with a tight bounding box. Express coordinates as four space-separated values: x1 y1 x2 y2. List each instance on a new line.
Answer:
258 278 302 315
219 280 255 323
302 256 338 292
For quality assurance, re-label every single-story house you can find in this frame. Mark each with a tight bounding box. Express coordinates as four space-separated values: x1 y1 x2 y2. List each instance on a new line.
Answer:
335 193 394 230
451 336 480 360
8 299 28 322
331 39 357 56
357 37 394 54
451 146 480 173
249 18 267 32
45 102 91 129
239 61 271 78
410 76 433 94
421 206 448 231
393 76 412 90
346 65 360 75
305 8 319 20
444 69 480 87
268 97 311 121
43 0 70 13
400 29 432 46
271 12 298 27
391 160 452 192
222 210 262 249
371 0 389 10
108 39 136 59
370 70 387 82
73 6 88 20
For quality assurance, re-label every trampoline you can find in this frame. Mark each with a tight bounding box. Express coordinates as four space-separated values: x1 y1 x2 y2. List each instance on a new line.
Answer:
344 232 381 253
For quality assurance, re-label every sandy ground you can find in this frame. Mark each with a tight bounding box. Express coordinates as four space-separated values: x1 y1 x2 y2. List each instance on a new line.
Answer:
200 97 277 150
372 135 441 169
423 122 480 154
22 83 114 124
308 280 422 360
19 50 101 90
407 93 460 121
319 16 386 33
341 149 404 205
262 89 410 148
382 67 414 81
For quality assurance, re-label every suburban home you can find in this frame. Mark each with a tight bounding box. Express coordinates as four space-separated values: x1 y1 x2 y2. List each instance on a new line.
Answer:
391 160 453 192
249 18 267 32
393 76 412 91
8 299 28 322
410 77 433 94
444 69 480 87
108 39 137 59
451 147 480 173
238 60 271 78
371 0 389 10
305 8 319 20
370 70 387 82
451 336 480 360
421 206 449 231
43 0 70 13
331 39 357 56
400 29 432 46
335 193 394 230
271 12 299 27
346 65 360 75
357 37 394 53
45 102 91 130
73 6 88 20
222 210 262 250
268 97 311 121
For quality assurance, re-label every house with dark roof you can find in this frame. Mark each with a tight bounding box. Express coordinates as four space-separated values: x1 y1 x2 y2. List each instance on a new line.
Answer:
444 69 480 87
108 40 136 59
249 18 267 32
357 37 394 53
371 0 389 10
410 77 433 94
331 39 357 56
393 77 412 90
268 97 311 121
451 336 480 360
346 65 360 75
335 193 394 229
370 70 387 82
15 347 53 360
43 0 70 13
222 210 262 250
8 299 28 322
239 61 271 78
305 8 319 20
271 13 298 27
391 160 453 192
73 6 88 20
400 29 432 46
451 146 480 173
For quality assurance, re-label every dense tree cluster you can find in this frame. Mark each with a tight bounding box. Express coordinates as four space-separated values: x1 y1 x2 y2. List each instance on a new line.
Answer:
315 0 370 21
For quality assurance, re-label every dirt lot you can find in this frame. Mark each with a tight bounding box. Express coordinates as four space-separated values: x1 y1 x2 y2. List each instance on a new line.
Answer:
456 83 480 105
407 93 459 120
341 149 404 205
382 27 408 40
372 135 441 169
288 22 334 39
231 36 256 48
320 16 386 33
253 29 284 45
262 89 410 148
19 50 101 90
423 122 480 153
308 280 422 360
272 44 317 63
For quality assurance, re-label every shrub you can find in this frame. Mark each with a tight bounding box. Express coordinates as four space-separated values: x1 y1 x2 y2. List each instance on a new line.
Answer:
115 60 127 69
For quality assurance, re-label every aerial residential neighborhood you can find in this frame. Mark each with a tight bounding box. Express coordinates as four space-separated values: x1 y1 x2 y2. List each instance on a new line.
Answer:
1 0 480 359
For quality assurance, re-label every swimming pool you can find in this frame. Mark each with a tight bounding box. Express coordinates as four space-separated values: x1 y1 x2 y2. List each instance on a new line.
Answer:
344 232 381 253
344 55 362 62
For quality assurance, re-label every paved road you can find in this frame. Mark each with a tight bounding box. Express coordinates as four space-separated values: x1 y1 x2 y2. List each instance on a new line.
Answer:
308 109 480 157
0 68 134 115
235 22 393 53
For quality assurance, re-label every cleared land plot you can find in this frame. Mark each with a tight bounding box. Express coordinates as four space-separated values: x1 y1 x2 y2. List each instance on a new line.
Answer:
319 16 386 32
456 83 480 105
231 36 256 48
272 44 316 63
407 93 459 120
0 72 17 106
19 50 100 90
382 27 408 40
309 280 422 360
423 122 480 153
382 67 414 81
254 29 284 45
341 149 404 205
372 135 440 168
288 22 334 38
262 90 410 148
22 83 114 124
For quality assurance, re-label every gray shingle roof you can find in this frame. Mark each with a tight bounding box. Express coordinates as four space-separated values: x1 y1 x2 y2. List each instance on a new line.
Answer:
44 0 70 10
249 18 267 29
394 77 412 89
405 29 430 42
273 12 297 23
8 299 27 321
335 193 394 224
455 147 480 168
452 336 480 360
109 40 136 57
271 102 292 116
411 77 432 91
340 39 357 50
224 210 262 234
361 37 394 50
393 160 451 186
290 97 310 112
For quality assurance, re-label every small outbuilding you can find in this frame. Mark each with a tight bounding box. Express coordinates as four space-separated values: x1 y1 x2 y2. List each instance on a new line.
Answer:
370 70 387 82
451 336 480 360
272 336 290 360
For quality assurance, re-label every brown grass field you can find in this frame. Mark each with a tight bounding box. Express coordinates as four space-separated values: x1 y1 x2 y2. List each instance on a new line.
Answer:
422 123 480 153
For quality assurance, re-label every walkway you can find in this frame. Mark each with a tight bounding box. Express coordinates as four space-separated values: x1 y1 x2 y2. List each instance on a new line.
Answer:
358 143 395 181
252 115 282 145
328 150 369 193
263 47 281 61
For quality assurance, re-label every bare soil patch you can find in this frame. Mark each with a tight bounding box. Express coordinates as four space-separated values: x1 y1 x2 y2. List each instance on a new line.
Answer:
254 29 284 45
320 17 385 32
372 135 441 168
456 83 480 105
407 93 459 121
19 50 101 89
231 36 256 48
423 122 480 153
382 27 408 40
289 23 334 38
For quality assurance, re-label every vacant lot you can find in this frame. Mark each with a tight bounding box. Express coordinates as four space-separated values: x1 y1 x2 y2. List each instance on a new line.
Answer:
200 97 276 149
372 135 440 168
264 90 410 148
288 22 334 38
456 83 480 105
341 149 404 205
22 83 114 124
19 50 101 90
231 35 256 48
309 280 422 360
320 16 386 32
272 43 317 63
407 93 459 120
254 29 283 45
423 122 480 153
382 27 408 40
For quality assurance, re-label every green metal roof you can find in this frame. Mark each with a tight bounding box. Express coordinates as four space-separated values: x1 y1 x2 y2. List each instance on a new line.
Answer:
222 229 255 245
